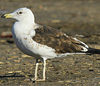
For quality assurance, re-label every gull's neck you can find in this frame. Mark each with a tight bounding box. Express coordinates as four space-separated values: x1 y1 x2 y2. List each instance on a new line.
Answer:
14 20 38 32
18 17 35 26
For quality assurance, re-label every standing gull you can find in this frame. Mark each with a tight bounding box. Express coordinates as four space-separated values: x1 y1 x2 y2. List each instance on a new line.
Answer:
1 7 100 81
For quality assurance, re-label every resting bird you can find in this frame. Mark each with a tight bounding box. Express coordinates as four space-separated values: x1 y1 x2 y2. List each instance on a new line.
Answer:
1 7 100 81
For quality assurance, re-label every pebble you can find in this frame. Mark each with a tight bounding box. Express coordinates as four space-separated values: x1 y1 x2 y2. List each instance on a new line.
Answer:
1 31 12 38
97 73 100 74
0 80 5 83
0 61 4 64
7 38 14 43
51 20 60 23
21 54 31 58
9 56 19 58
65 80 72 82
58 81 65 83
8 71 13 73
0 39 6 43
99 82 100 84
13 60 20 63
15 71 22 73
39 5 43 9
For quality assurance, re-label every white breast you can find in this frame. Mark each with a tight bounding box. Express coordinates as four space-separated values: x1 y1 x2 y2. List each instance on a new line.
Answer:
12 22 57 59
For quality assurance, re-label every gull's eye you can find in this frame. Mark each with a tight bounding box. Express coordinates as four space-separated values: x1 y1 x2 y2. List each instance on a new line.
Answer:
19 12 22 14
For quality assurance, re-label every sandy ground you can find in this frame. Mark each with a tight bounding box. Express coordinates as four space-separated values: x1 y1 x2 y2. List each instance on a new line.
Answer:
0 0 100 86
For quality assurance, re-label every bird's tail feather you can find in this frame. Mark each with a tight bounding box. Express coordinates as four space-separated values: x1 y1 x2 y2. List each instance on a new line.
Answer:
87 48 100 54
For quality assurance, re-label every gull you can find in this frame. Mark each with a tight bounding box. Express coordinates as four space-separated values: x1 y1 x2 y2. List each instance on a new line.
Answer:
1 7 100 81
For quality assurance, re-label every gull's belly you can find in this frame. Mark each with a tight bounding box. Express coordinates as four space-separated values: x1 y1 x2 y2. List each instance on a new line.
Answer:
12 34 57 59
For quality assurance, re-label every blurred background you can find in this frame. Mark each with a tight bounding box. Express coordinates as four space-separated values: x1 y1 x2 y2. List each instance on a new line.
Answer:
1 0 100 42
0 0 100 85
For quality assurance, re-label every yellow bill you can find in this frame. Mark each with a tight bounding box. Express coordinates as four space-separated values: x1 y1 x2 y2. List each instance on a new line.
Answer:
1 13 13 18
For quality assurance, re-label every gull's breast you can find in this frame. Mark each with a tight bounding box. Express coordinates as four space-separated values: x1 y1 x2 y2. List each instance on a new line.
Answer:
12 28 57 59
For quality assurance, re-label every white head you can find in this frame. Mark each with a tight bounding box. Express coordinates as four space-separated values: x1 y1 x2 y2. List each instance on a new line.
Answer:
1 7 35 24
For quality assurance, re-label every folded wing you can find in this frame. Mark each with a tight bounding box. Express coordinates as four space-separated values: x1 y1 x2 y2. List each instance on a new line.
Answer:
32 25 88 54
